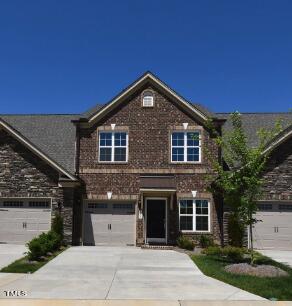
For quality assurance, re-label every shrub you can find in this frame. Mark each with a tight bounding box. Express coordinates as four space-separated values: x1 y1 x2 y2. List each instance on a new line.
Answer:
37 233 51 254
26 230 62 261
51 213 64 242
177 236 195 250
221 246 245 262
46 231 62 251
203 246 222 256
26 237 44 261
228 213 245 247
199 235 214 248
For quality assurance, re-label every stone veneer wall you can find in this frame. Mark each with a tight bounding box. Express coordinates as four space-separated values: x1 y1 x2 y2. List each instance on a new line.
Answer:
261 137 292 201
0 129 74 244
78 85 222 245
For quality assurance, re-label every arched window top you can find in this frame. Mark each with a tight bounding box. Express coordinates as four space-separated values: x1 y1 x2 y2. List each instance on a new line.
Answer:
142 90 154 107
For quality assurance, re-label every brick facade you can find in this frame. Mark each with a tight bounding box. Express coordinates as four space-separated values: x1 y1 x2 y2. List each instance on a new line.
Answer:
78 85 222 245
0 130 74 244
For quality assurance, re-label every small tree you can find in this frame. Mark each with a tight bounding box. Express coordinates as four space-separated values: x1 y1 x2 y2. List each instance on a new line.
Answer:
206 112 282 262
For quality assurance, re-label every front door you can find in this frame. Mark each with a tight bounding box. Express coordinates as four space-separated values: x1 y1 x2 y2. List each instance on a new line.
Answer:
146 198 167 243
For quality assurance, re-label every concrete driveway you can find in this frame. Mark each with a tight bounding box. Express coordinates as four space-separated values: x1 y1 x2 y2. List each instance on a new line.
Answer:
0 246 263 300
0 244 26 269
260 249 292 267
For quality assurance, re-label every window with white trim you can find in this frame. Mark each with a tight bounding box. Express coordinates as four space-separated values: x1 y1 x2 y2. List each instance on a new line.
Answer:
142 90 154 107
171 131 200 162
179 199 210 232
99 132 128 162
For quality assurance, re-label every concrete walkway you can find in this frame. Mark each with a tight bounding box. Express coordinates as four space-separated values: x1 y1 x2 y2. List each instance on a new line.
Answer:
0 246 264 300
0 301 280 306
0 244 27 269
260 249 292 267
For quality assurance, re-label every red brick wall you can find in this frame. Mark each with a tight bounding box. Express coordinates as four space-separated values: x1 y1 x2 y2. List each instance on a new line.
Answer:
78 85 221 244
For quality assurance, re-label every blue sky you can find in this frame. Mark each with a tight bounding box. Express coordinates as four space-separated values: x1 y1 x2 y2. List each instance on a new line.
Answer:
0 0 291 114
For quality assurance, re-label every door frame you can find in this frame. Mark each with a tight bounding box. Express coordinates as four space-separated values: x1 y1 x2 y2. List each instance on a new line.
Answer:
145 197 168 244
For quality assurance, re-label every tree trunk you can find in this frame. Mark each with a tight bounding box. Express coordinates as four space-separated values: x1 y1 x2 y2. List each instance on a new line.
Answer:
249 216 255 265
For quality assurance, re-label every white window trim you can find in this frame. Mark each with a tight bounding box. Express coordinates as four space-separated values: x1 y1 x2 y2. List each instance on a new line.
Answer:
98 131 129 163
171 131 201 163
179 199 210 233
142 90 154 107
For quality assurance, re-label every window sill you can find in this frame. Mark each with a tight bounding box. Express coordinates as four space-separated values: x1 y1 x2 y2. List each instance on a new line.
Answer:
170 162 202 164
97 161 128 164
180 230 211 234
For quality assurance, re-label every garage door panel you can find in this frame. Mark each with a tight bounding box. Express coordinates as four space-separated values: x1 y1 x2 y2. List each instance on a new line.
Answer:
83 202 135 246
254 202 292 250
0 220 25 230
0 198 51 244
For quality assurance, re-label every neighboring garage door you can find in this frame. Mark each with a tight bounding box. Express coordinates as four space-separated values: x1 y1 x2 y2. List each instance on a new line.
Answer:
83 202 135 246
0 198 51 244
254 202 292 250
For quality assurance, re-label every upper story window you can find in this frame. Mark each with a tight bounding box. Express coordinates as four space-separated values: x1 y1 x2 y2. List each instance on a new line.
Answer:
99 132 128 162
171 131 201 162
142 90 154 107
179 199 210 232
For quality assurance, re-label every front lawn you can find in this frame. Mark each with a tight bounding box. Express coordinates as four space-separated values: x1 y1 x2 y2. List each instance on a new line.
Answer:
0 248 67 274
192 254 292 300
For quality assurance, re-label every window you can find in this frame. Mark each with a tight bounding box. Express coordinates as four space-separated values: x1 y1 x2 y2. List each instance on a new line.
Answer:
3 201 23 207
179 199 210 232
171 131 200 162
142 90 154 107
99 132 128 162
88 203 107 209
279 204 292 211
113 203 134 210
258 203 273 211
29 201 49 208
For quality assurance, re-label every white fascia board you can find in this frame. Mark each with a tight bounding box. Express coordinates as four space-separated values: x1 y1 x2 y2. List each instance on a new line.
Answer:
263 129 292 155
0 120 77 181
88 73 208 124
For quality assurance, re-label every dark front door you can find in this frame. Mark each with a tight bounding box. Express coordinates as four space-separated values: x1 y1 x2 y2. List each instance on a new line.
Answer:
146 199 166 242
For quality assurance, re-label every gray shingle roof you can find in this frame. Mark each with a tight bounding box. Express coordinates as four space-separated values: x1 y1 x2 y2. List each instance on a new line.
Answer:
0 114 78 174
216 112 292 147
82 104 103 118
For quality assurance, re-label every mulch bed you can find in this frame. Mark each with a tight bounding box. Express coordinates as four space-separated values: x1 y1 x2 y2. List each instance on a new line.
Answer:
225 263 288 278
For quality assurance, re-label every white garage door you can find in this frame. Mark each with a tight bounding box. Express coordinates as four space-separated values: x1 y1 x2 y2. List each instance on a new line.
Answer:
254 202 292 250
0 198 51 244
83 202 136 246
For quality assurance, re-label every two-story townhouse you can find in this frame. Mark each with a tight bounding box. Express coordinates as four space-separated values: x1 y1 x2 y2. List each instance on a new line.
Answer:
0 72 291 249
73 73 225 246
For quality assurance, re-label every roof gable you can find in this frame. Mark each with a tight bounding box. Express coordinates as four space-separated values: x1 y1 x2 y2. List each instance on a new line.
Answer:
0 118 77 181
81 72 215 125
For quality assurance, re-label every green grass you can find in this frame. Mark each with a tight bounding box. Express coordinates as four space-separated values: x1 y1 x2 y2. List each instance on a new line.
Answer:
191 254 292 301
0 248 67 274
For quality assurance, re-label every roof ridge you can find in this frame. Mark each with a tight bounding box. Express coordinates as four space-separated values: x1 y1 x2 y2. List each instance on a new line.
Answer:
216 112 292 114
0 113 80 116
